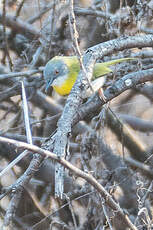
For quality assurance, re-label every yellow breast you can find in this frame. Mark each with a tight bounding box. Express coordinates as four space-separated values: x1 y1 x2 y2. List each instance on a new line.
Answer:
53 74 77 96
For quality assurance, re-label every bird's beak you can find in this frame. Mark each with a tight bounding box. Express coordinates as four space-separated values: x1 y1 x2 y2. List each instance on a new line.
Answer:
45 81 52 93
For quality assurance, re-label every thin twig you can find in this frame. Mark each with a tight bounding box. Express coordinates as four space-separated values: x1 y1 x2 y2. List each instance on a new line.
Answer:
47 0 56 59
69 0 82 57
141 182 153 206
102 199 114 230
21 80 33 144
125 157 153 179
0 81 35 184
0 150 28 178
64 194 78 229
2 0 13 70
31 191 94 229
3 153 44 226
27 2 54 24
0 68 42 80
29 46 43 69
15 0 27 18
74 7 112 19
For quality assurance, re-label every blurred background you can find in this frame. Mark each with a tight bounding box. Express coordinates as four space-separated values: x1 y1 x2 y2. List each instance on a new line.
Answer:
0 0 153 229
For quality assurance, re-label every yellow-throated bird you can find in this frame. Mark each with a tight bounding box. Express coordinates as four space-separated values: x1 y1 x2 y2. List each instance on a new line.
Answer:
44 56 134 96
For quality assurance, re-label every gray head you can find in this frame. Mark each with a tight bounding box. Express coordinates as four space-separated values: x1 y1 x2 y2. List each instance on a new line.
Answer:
43 57 69 92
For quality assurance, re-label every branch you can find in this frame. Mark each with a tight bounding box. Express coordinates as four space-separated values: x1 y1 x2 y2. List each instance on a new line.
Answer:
0 69 42 80
0 136 138 230
3 152 44 226
0 11 40 39
119 113 153 132
73 68 153 125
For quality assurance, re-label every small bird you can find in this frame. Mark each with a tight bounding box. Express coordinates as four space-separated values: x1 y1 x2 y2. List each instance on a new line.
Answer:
44 56 134 96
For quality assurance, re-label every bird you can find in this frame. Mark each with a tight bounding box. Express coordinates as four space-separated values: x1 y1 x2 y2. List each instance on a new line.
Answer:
44 56 134 96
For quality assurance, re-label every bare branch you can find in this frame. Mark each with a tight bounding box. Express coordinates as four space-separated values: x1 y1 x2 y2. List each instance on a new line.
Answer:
0 135 138 230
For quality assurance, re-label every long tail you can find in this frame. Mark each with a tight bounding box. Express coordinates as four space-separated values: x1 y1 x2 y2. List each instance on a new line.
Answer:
94 57 135 78
103 57 135 67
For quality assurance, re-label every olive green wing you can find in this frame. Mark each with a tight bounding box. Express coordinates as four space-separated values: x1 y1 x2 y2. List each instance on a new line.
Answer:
93 58 135 79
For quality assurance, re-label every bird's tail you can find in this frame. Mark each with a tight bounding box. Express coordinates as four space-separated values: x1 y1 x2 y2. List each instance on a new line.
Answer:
94 57 135 78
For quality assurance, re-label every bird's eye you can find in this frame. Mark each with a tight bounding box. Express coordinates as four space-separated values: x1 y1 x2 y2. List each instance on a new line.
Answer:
55 70 59 75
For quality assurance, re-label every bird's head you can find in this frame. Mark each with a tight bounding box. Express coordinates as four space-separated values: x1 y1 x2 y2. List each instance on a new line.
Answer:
43 57 69 93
